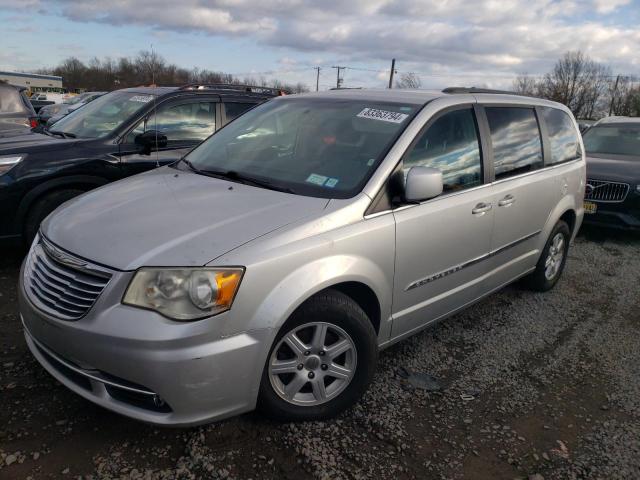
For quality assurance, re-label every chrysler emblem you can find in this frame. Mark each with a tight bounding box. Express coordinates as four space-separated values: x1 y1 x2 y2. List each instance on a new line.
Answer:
41 239 88 269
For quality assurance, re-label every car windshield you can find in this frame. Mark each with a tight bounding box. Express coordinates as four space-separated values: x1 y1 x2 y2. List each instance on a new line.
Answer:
50 90 156 138
582 125 640 157
64 93 90 105
184 97 418 198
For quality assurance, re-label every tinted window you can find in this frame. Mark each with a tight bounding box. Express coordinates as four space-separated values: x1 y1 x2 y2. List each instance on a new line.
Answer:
404 108 482 192
185 98 417 199
486 107 543 180
129 101 216 143
543 107 580 164
582 125 640 157
225 102 254 122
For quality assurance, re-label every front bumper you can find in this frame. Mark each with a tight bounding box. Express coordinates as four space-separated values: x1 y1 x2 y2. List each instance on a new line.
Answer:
582 198 640 231
19 264 273 426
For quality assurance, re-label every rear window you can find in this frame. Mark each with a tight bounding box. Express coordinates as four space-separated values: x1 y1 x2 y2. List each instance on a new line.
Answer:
542 107 581 164
486 107 543 180
582 125 640 157
0 87 27 114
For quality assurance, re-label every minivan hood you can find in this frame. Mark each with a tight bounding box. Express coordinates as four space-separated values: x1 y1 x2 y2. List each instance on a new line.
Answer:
42 168 329 270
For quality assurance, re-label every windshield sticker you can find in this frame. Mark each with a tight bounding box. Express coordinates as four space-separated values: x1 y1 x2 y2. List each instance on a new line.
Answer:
367 158 375 166
325 178 339 188
129 95 154 103
357 108 409 124
306 173 328 186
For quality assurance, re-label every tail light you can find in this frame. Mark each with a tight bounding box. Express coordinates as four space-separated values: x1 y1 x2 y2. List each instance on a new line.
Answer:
29 117 39 129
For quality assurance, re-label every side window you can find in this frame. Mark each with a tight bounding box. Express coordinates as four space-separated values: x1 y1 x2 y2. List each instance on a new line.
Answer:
224 102 254 123
127 101 216 144
542 107 581 164
404 108 482 192
485 107 543 180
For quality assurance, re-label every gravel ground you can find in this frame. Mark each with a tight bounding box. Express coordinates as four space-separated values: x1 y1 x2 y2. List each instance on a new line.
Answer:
0 226 639 480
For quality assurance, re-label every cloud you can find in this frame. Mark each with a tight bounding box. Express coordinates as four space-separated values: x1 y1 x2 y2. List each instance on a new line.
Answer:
1 0 639 85
593 0 631 14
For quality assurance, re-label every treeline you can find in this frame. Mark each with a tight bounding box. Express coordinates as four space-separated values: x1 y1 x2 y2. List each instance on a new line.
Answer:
36 50 309 94
513 51 640 119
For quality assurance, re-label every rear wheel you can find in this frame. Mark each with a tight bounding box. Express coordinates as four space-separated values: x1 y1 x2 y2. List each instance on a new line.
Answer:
524 220 571 291
24 189 85 247
258 290 378 421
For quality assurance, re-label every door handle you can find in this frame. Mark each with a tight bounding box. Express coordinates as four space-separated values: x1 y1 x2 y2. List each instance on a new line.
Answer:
472 202 492 215
498 194 515 207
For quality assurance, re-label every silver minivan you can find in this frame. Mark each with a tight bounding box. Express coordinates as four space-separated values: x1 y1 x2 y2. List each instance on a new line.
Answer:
19 88 585 425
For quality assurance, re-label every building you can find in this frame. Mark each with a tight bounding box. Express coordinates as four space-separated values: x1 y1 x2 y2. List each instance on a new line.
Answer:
0 71 64 93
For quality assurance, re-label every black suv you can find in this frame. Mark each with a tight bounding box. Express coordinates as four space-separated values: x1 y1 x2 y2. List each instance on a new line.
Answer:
0 84 283 245
582 116 640 231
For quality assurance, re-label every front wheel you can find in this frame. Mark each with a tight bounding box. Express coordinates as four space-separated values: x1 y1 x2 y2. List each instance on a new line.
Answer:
524 220 571 291
258 290 378 421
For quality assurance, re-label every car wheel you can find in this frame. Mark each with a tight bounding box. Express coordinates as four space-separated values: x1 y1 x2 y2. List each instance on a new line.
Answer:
524 220 571 292
24 189 85 247
258 289 378 421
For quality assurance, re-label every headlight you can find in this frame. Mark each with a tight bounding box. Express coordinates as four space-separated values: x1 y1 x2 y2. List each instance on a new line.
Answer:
0 155 24 175
123 267 244 320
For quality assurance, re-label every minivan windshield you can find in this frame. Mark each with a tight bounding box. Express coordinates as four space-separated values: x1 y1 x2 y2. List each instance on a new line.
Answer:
582 125 640 157
184 97 418 198
50 90 156 139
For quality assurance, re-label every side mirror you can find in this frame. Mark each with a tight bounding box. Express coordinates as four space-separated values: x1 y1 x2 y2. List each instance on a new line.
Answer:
404 166 443 202
135 130 168 153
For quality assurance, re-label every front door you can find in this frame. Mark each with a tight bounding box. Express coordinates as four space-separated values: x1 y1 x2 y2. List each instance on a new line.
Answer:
119 98 219 176
392 106 494 338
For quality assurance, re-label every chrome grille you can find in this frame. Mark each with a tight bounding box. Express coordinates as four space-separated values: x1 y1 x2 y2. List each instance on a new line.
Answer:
24 239 111 320
585 179 630 203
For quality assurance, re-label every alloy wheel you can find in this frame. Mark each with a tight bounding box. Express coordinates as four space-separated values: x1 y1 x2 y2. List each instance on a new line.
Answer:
544 232 565 280
268 322 357 406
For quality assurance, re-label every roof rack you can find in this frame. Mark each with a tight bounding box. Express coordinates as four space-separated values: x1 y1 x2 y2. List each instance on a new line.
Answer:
178 83 288 96
442 87 525 96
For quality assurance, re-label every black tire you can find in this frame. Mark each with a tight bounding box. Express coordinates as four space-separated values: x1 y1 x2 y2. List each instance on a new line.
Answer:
258 289 378 421
24 189 85 247
523 220 571 292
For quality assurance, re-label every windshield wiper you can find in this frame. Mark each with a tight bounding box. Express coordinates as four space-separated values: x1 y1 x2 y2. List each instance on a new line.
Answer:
200 168 296 194
49 130 77 139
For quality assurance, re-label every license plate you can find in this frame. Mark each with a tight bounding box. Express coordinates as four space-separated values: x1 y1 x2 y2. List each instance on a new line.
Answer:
584 201 597 214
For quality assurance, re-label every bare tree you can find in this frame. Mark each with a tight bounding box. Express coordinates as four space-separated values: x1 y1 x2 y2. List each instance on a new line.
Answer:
395 72 422 89
538 51 610 119
512 74 540 96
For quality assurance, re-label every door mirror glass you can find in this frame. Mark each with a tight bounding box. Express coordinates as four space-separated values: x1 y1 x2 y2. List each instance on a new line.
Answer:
135 130 167 152
404 166 443 202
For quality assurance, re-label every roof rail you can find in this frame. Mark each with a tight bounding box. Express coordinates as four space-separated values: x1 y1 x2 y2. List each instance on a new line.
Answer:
442 87 526 96
178 83 288 95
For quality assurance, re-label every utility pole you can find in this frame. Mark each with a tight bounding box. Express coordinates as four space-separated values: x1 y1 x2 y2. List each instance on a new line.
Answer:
313 66 321 92
388 58 396 89
332 66 345 89
609 74 620 116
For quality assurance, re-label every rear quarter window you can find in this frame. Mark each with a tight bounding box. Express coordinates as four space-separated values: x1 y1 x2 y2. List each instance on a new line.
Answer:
0 88 27 114
542 107 581 164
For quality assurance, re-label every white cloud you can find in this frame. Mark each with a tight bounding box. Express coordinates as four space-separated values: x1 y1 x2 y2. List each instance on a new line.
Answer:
593 0 630 14
1 0 639 86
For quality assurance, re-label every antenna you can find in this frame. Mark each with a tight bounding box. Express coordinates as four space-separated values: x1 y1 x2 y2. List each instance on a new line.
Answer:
151 44 159 168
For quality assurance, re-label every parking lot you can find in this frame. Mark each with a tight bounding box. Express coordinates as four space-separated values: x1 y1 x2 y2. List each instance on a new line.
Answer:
0 226 637 479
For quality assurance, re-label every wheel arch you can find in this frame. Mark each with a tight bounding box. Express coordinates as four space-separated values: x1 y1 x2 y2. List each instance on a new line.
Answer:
16 175 109 231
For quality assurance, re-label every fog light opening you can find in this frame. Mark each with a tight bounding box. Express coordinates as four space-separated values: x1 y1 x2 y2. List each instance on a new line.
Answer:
153 395 166 408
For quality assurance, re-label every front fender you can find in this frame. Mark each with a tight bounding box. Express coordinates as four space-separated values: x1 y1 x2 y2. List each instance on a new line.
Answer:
250 253 392 342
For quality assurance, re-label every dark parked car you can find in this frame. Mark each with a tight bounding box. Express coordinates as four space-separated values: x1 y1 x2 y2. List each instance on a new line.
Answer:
0 84 38 134
0 84 285 245
38 91 106 126
582 116 640 230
